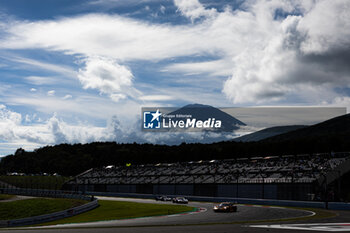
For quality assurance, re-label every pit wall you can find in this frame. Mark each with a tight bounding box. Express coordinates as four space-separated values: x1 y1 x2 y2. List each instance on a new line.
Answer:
72 183 313 201
85 191 350 211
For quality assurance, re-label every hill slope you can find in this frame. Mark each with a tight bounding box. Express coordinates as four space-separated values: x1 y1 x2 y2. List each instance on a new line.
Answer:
234 125 307 142
263 113 350 142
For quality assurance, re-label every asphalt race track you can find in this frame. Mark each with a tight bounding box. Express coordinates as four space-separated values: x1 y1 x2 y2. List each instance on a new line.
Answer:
30 196 315 228
1 196 349 233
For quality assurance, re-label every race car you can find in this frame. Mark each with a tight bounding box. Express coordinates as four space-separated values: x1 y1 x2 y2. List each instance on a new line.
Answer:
172 197 188 204
155 196 172 201
213 202 237 212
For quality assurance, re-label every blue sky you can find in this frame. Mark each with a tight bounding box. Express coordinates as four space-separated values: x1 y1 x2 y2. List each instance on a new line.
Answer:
0 0 349 155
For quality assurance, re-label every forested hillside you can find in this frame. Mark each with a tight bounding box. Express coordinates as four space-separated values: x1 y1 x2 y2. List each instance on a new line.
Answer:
1 114 350 176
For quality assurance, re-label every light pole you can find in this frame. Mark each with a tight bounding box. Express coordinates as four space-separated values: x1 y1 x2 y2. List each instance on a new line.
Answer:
324 174 328 209
236 171 239 198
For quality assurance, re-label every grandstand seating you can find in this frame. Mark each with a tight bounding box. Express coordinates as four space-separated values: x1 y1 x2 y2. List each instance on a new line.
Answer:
66 152 350 186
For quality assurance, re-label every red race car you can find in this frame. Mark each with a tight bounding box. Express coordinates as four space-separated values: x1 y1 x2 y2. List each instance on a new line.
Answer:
213 202 237 212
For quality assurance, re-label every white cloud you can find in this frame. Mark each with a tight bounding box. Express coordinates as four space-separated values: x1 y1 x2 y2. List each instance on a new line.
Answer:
174 0 217 21
0 104 225 155
48 114 111 144
0 104 21 125
6 89 142 121
0 0 349 107
78 57 133 93
139 95 174 101
298 0 350 54
6 56 76 78
110 93 126 102
25 76 57 85
63 94 72 100
164 59 233 77
323 97 350 113
0 14 203 61
25 113 37 123
0 105 51 144
0 105 113 152
47 90 55 96
30 88 37 92
0 141 42 156
8 95 115 120
77 56 136 101
25 114 30 122
88 0 158 7
222 0 350 104
160 5 166 14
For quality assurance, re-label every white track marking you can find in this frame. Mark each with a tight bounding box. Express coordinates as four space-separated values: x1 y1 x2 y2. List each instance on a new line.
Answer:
250 223 350 232
237 204 316 217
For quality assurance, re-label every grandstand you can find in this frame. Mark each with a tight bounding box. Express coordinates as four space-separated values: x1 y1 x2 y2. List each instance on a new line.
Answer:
64 152 350 201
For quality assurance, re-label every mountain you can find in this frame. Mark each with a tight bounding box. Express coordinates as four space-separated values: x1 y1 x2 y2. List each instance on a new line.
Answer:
167 104 245 132
233 125 307 142
263 113 350 142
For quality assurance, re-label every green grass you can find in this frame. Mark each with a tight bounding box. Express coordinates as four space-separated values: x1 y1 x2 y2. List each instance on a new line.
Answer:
0 176 70 190
0 194 15 200
38 200 195 226
36 203 336 228
0 198 87 220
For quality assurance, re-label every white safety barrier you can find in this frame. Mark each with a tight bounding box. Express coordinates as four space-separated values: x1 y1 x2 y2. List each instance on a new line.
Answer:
0 188 99 227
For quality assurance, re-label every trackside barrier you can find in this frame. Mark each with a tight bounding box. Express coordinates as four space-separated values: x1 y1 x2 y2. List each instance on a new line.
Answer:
0 188 99 227
0 199 98 227
87 191 156 199
85 191 350 210
0 188 92 201
327 202 350 210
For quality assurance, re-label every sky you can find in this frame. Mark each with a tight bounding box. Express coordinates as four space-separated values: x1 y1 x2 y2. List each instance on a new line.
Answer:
0 0 349 156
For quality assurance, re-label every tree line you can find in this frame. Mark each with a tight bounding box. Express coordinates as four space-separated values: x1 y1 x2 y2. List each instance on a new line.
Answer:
0 132 349 176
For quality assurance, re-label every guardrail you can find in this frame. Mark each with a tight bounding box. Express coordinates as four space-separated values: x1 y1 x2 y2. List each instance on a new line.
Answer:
0 188 92 201
85 191 350 210
0 188 99 227
0 199 98 227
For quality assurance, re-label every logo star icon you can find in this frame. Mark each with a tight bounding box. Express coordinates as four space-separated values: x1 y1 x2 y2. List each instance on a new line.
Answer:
151 109 161 122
